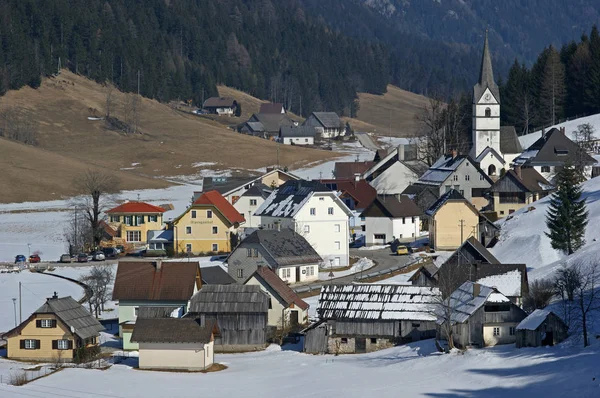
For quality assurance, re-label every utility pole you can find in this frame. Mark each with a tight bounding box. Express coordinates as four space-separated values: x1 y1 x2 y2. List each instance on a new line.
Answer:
12 298 17 327
458 219 465 246
19 282 22 323
137 69 140 96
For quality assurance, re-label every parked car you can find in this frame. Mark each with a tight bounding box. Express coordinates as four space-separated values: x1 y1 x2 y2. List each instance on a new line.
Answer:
115 245 125 254
29 254 41 263
59 254 72 263
102 247 119 259
77 253 89 263
14 254 26 264
396 246 409 256
92 251 105 261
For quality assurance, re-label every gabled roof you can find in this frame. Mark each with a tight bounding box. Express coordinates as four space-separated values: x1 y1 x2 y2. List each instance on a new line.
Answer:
3 296 104 340
476 146 505 165
408 262 439 283
250 113 293 133
458 236 500 265
253 266 309 310
360 195 421 219
309 112 341 129
318 284 441 321
516 309 565 331
441 281 509 325
203 97 236 108
193 190 245 224
500 126 523 154
201 169 299 198
106 201 166 214
201 265 236 285
255 180 352 218
238 229 323 267
188 285 269 314
131 318 216 344
514 128 597 166
476 269 523 298
240 183 272 199
320 179 377 209
100 220 117 237
473 31 500 104
418 154 493 187
112 262 199 301
259 103 284 114
244 121 265 132
490 168 553 194
279 125 317 138
334 161 375 179
425 189 477 217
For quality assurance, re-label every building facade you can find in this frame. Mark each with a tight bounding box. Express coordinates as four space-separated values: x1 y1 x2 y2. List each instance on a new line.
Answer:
106 201 166 249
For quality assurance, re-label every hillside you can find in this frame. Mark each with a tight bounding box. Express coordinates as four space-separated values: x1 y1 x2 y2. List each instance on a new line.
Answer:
0 71 337 202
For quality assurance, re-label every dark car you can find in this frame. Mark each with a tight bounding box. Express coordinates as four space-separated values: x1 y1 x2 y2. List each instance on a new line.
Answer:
15 254 26 264
77 253 89 263
29 254 41 263
101 247 119 259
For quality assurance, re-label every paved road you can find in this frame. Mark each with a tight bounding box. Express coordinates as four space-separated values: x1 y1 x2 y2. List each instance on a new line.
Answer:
355 132 381 151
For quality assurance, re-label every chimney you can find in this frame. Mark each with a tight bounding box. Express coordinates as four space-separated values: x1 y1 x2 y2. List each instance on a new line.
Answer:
48 292 58 301
354 173 360 182
451 149 458 159
397 144 405 161
473 283 481 298
514 165 522 179
154 260 162 271
560 127 566 135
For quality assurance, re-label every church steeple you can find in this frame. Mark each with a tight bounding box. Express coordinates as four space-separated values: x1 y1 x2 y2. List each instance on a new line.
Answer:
473 30 500 104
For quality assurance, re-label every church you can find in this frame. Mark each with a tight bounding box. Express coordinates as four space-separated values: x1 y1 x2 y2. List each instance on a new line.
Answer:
470 32 522 178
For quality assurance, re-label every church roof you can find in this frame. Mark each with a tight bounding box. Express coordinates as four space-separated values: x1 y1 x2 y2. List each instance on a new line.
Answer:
500 126 523 154
473 31 500 104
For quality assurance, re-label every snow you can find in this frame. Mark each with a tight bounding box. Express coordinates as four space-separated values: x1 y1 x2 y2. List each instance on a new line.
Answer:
358 244 390 251
318 258 374 280
516 309 552 331
519 113 600 150
476 270 522 297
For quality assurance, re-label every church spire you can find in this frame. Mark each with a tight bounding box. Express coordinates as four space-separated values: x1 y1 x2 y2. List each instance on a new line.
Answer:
478 30 496 88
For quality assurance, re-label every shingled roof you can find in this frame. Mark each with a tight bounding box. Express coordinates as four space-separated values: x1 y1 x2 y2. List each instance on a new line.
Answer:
334 161 375 179
360 195 421 219
253 267 309 310
310 112 341 129
131 318 216 344
259 103 284 114
473 31 500 104
320 179 377 209
201 265 236 285
514 128 597 166
203 97 236 108
279 125 317 138
489 168 553 194
500 126 523 154
193 190 245 224
112 261 200 301
440 281 510 325
188 285 270 314
238 229 323 267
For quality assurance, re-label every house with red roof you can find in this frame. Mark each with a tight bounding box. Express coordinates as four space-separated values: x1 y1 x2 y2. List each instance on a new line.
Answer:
105 201 166 249
171 190 245 254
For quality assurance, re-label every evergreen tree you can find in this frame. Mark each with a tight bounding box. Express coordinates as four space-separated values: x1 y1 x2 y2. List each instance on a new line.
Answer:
539 46 566 126
545 164 588 255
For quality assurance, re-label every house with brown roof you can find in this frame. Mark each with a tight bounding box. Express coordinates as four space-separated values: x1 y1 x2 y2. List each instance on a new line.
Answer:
105 201 166 251
360 195 422 245
1 294 104 362
488 165 554 218
259 102 285 114
202 97 238 116
333 161 375 180
171 190 245 254
245 266 309 329
112 260 202 350
131 318 218 371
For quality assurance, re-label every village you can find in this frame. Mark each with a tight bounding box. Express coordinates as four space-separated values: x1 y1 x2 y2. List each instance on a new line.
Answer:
1 33 600 397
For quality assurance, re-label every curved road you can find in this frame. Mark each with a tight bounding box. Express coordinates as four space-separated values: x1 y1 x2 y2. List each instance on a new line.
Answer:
355 132 381 151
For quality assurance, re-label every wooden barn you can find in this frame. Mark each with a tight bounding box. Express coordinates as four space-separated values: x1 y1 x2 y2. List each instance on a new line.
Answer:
302 320 328 355
438 282 527 349
186 285 269 352
313 284 441 354
515 309 568 348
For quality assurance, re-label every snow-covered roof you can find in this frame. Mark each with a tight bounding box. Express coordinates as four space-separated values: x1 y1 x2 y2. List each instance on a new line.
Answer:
476 270 522 298
439 281 509 325
318 284 441 321
516 309 556 331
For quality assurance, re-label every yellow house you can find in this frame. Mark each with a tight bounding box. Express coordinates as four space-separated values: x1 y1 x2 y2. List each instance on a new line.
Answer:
426 189 480 250
1 294 104 362
172 190 245 254
106 201 166 248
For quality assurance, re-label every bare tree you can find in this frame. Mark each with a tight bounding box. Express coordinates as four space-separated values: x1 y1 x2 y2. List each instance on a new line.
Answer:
104 84 115 120
63 209 92 255
414 95 446 166
524 279 555 312
81 265 114 317
0 106 38 145
72 170 120 248
573 123 596 151
123 93 141 134
518 91 537 136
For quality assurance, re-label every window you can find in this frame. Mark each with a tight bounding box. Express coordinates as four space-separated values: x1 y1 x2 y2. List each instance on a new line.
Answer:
310 208 316 216
465 175 470 181
510 327 516 336
250 199 257 206
191 210 197 219
124 215 132 225
39 319 56 328
485 107 491 117
459 190 464 196
453 175 458 181
305 138 308 143
445 185 452 192
541 166 551 173
493 327 500 336
109 216 120 223
374 234 386 240
246 248 252 257
212 226 218 234
488 164 497 176
328 207 334 215
308 266 314 276
56 339 70 350
334 224 340 232
207 210 213 218
253 248 259 257
186 226 192 234
137 215 145 225
186 244 192 253
304 225 310 233
212 243 218 252
341 338 348 344
148 215 158 222
126 231 141 242
411 323 421 328
402 217 406 224
335 241 341 250
370 338 377 344
237 269 243 278
319 197 324 201
23 339 38 350
500 210 505 215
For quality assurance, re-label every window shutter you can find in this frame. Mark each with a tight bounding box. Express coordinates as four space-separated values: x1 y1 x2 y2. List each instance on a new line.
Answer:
68 340 73 349
51 319 57 328
52 340 58 350
20 340 25 349
35 340 41 349
36 320 41 328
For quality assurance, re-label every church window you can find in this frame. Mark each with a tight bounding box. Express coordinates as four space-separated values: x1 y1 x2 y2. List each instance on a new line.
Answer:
488 165 497 176
485 108 491 117
453 175 458 181
541 166 551 173
465 175 470 181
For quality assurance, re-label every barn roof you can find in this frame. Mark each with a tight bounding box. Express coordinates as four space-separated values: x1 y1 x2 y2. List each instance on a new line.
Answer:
259 103 284 114
238 229 322 267
516 309 564 331
318 284 440 321
189 285 269 314
476 269 522 298
440 281 509 325
253 267 309 311
310 112 341 129
131 318 216 344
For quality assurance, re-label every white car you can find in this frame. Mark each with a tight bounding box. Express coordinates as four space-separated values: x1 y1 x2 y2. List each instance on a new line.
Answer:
92 251 105 261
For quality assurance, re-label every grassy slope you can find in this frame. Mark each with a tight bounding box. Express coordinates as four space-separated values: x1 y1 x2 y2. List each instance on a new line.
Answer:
0 72 336 202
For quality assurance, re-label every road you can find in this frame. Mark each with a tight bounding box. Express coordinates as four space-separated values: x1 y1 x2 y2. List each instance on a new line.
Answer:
293 248 414 293
355 132 381 151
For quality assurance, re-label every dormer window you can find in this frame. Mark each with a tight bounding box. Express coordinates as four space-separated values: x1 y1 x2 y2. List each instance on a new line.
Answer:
554 147 568 155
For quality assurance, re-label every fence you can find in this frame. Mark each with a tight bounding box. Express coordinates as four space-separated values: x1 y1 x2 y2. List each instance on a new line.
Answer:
0 364 55 386
292 256 427 295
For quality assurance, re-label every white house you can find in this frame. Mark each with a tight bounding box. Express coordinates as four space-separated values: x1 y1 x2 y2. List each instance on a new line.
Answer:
279 126 316 145
254 180 353 267
202 97 237 116
233 184 272 229
360 195 422 245
303 112 341 139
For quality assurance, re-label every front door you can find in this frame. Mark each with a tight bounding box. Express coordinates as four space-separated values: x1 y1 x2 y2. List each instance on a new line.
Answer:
289 310 299 326
542 331 554 346
355 337 366 353
296 267 301 282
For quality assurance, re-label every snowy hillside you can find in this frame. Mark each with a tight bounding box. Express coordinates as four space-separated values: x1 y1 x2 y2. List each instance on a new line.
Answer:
519 113 600 150
491 175 600 280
